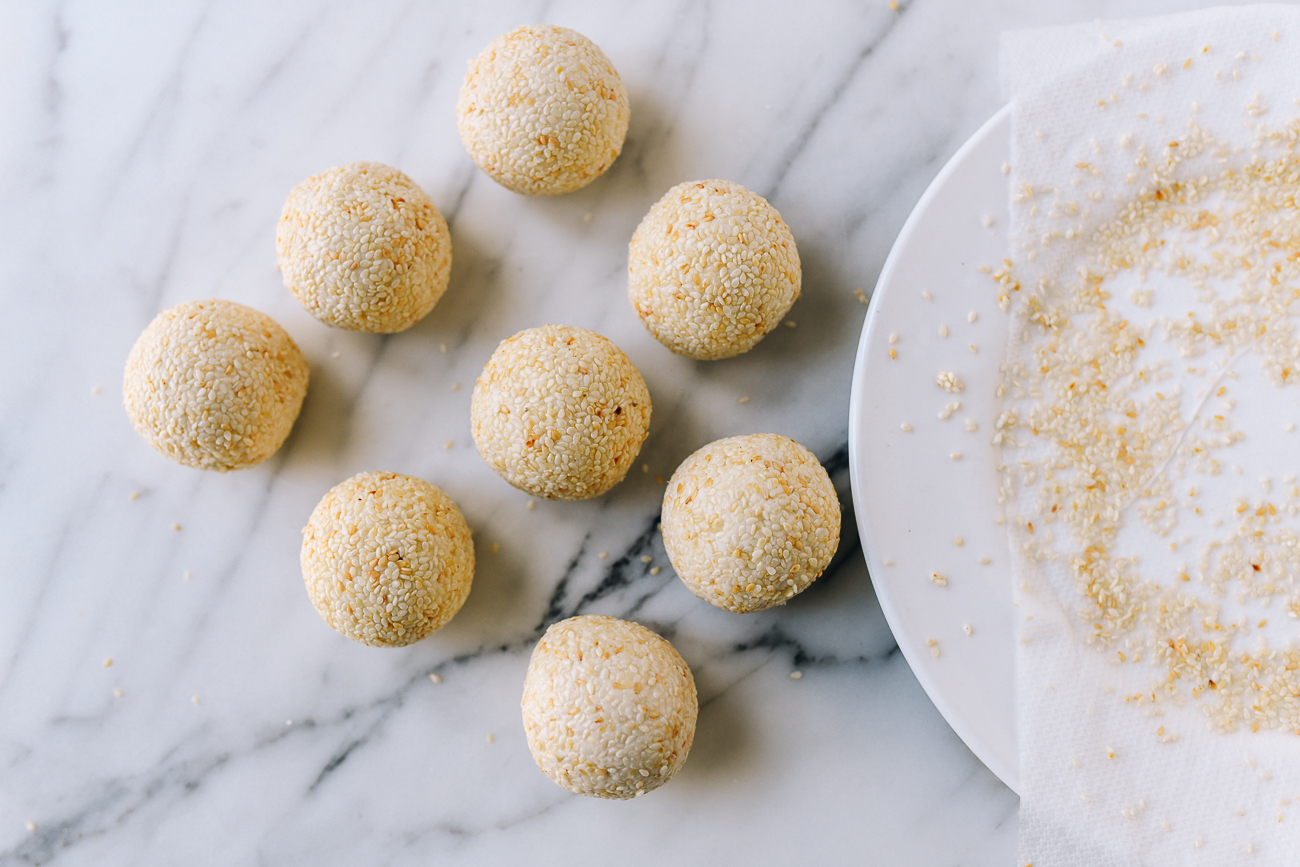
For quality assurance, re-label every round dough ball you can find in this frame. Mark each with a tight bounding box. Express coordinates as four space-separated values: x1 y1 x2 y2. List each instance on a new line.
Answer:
628 180 801 360
276 162 452 333
522 615 697 799
471 325 651 500
123 299 309 472
457 25 630 196
301 472 474 647
662 434 839 613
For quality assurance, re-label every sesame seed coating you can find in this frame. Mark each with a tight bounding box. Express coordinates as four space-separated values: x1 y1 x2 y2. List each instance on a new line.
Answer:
470 325 651 500
662 434 840 613
301 472 474 648
457 25 629 196
521 615 697 799
276 162 451 333
628 180 801 360
122 299 308 472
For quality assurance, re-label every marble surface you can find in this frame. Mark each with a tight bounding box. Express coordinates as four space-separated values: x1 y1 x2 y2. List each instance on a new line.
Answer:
0 1 1273 864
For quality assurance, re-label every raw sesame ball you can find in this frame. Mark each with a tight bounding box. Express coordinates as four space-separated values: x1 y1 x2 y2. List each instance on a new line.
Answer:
301 472 474 647
276 162 452 333
123 299 309 472
522 615 697 799
457 25 630 196
628 180 801 360
471 325 651 500
662 434 840 613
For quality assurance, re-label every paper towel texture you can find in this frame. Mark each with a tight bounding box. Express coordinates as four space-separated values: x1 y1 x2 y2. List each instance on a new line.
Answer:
1002 7 1300 865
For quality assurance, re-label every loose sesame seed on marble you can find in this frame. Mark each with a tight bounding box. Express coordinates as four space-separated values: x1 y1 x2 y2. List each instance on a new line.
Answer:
628 180 801 360
112 688 124 698
429 673 442 684
457 26 629 196
128 491 139 501
23 821 35 833
277 162 451 333
661 434 840 614
522 615 696 799
123 300 309 472
301 471 474 647
471 325 651 500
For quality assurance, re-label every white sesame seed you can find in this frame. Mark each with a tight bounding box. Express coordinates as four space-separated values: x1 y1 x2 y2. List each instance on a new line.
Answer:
170 523 181 532
922 291 933 301
938 325 949 338
443 441 454 450
598 551 608 559
649 566 661 576
982 215 993 228
103 658 112 668
790 670 803 679
486 732 495 744
963 624 973 636
429 673 442 684
128 490 140 501
888 333 899 344
183 571 192 581
24 821 35 833
112 688 124 698
91 385 102 395
738 396 750 404
191 695 201 705
900 423 912 432
1001 162 1010 175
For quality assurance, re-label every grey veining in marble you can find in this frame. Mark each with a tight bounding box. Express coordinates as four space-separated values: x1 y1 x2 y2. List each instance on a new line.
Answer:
1 0 1263 864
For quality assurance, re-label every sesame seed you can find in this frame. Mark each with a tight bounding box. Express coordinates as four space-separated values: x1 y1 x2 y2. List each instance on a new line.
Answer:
982 215 993 228
884 559 895 566
889 0 899 10
491 543 500 554
978 557 991 565
443 441 454 450
922 291 933 301
598 551 608 559
526 499 535 511
938 325 949 338
103 658 112 668
963 624 973 636
440 344 448 354
128 490 139 501
738 396 750 404
931 572 948 587
429 673 442 684
640 555 653 564
191 695 201 705
854 288 869 305
650 566 661 576
954 536 964 546
784 320 796 328
183 571 192 581
91 385 102 395
965 418 978 432
900 423 912 432
170 523 181 532
936 371 962 392
451 382 461 392
888 333 898 344
583 212 593 223
790 670 803 679
950 452 962 461
330 350 341 359
24 821 35 833
486 733 495 744
112 688 124 698
1001 162 1011 175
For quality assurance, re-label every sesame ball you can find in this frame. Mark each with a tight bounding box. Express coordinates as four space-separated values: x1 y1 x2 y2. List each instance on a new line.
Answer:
457 25 630 196
276 162 452 333
662 434 839 613
471 325 651 500
628 180 801 360
301 472 474 647
123 299 309 472
522 615 697 799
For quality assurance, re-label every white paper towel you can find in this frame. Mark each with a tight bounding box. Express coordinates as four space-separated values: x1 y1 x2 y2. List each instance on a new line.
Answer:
1001 7 1300 866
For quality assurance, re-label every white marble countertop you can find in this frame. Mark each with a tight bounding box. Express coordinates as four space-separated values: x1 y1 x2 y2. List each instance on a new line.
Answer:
0 1 1262 864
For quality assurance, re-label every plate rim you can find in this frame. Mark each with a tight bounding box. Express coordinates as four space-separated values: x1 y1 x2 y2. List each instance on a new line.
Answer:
847 104 1019 793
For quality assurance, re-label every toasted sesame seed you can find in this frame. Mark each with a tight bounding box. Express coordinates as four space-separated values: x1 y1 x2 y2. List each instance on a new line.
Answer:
954 536 964 546
458 26 629 196
629 180 800 359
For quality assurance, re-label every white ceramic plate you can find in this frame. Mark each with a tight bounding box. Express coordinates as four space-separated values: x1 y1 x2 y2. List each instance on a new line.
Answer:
848 106 1018 793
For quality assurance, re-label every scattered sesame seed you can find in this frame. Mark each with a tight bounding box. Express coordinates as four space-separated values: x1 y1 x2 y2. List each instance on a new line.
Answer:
650 566 661 576
24 821 35 833
128 490 140 501
950 452 962 461
982 215 993 228
91 385 102 395
936 371 962 392
1001 162 1011 175
655 475 664 485
969 344 978 354
112 688 124 698
444 441 454 450
598 551 608 559
583 212 593 223
451 382 462 392
854 288 869 305
640 555 653 564
526 499 536 511
889 0 899 10
965 418 978 432
1194 837 1204 849
954 536 964 546
191 696 201 706
738 396 750 404
888 332 899 344
486 732 495 744
938 325 949 338
103 658 112 668
784 320 796 328
170 523 181 532
922 291 933 301
900 423 912 432
183 571 192 581
440 343 448 354
429 673 442 684
491 543 500 554
790 670 803 679
931 572 948 587
884 559 895 566
963 624 973 636
978 557 991 565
